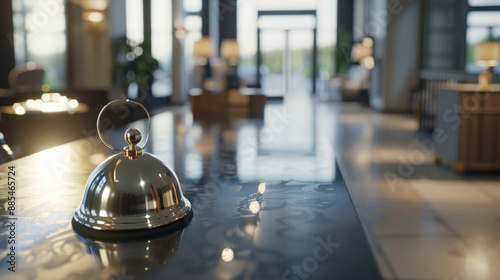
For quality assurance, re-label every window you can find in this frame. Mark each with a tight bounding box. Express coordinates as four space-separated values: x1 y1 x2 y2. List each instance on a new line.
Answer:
126 0 144 44
183 0 202 90
151 0 173 97
466 4 500 73
12 0 67 90
469 0 500 6
184 0 202 13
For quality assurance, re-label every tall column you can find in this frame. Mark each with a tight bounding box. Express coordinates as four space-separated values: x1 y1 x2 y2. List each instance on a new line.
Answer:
219 0 237 47
142 0 152 54
207 0 220 56
108 0 127 101
368 0 422 112
335 0 354 74
0 0 15 88
172 0 187 104
202 0 209 36
282 29 291 94
66 2 111 92
353 0 366 41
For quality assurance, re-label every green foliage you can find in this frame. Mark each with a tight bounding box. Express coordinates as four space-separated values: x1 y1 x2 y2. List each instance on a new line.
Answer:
258 45 334 78
318 45 334 76
334 26 352 74
261 49 283 73
466 43 475 64
112 37 159 90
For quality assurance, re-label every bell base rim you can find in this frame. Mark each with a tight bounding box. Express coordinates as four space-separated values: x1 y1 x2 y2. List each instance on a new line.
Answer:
72 208 193 242
73 197 192 231
72 203 192 231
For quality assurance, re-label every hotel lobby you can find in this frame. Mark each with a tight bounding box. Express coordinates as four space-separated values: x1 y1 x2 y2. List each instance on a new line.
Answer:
1 0 500 279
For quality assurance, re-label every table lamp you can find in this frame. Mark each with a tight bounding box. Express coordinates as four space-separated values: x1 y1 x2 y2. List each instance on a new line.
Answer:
221 39 240 66
351 37 374 70
475 41 500 90
220 39 240 89
193 36 214 89
193 36 213 64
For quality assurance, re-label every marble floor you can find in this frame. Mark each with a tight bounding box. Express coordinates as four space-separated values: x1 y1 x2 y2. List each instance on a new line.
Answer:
321 99 500 280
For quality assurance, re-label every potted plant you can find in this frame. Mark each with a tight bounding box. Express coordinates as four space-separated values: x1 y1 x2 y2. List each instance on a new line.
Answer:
112 37 159 100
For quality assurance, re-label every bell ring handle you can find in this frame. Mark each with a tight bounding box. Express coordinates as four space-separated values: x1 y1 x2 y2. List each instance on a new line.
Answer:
97 99 151 152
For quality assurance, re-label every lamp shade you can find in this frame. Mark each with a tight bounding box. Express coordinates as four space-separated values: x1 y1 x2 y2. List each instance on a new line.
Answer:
475 41 500 67
351 43 373 62
193 36 214 58
80 0 109 10
220 39 240 58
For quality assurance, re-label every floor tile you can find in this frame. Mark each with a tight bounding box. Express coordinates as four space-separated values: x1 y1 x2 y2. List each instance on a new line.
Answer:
473 181 500 203
460 236 500 280
409 179 497 207
362 204 452 237
378 237 468 280
430 204 500 239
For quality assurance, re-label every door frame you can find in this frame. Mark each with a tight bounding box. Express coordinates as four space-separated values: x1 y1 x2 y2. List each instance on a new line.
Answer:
256 10 317 93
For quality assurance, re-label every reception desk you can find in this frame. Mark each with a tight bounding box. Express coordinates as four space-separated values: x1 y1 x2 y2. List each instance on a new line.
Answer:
189 88 266 121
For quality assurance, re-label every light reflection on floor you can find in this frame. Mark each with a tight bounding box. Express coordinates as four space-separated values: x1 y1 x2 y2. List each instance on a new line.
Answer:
126 91 338 183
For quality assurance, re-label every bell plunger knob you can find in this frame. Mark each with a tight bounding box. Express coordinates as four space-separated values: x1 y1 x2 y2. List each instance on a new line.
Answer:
125 128 142 145
124 128 144 160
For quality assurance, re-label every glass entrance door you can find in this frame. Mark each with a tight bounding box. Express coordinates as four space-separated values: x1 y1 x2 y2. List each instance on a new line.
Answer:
257 12 317 97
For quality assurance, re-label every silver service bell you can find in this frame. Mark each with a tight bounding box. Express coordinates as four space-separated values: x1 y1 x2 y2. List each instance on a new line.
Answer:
73 100 192 232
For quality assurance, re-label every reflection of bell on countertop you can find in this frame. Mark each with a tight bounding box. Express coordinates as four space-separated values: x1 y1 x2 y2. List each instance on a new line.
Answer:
74 227 185 279
73 100 192 235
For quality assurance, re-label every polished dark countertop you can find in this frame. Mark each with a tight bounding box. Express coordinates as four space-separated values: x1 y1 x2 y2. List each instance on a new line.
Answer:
0 93 381 279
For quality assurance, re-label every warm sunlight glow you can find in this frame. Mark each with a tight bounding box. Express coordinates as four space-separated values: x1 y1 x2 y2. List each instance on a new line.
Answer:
68 100 79 109
221 248 234 262
13 103 26 115
16 93 80 113
41 93 51 102
26 99 35 108
51 92 61 101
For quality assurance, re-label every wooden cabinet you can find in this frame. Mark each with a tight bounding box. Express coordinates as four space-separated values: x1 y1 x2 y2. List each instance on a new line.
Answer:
435 84 500 173
189 89 266 121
